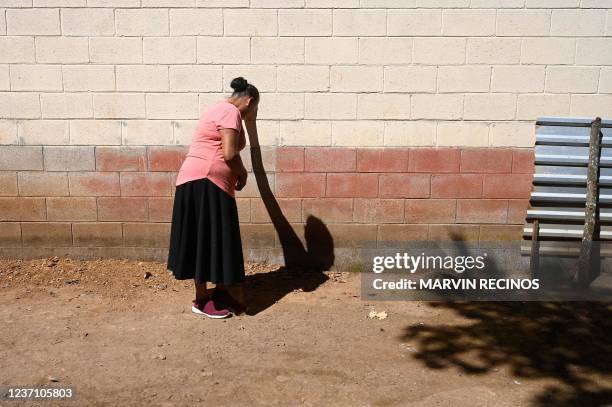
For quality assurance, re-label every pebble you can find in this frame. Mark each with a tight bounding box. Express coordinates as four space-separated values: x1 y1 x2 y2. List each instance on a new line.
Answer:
368 310 388 320
45 257 60 267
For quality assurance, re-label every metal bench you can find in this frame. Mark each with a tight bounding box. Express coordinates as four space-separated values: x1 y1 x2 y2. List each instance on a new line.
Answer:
522 116 612 285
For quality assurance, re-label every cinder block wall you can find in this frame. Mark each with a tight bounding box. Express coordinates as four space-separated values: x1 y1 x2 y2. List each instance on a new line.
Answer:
0 1 610 268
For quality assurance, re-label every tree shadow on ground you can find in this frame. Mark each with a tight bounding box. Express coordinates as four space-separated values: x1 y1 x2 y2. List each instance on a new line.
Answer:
399 237 612 406
241 122 333 314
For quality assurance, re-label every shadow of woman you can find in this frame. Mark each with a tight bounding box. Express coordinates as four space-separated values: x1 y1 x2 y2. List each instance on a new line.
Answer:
241 121 334 315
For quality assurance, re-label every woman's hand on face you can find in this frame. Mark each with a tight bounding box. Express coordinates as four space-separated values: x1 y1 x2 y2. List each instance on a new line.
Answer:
244 104 258 122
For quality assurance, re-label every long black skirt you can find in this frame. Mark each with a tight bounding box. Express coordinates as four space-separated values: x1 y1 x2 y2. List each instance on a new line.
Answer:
166 177 245 285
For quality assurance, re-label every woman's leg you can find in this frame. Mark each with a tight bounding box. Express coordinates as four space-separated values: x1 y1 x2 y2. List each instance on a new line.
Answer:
195 280 211 303
231 283 246 306
213 282 247 314
216 283 246 304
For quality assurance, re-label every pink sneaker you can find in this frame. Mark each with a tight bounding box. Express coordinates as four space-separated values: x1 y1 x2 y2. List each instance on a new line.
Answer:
192 299 232 319
212 290 248 316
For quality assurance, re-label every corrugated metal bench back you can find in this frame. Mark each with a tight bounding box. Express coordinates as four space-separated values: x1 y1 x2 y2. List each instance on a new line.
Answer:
522 116 612 256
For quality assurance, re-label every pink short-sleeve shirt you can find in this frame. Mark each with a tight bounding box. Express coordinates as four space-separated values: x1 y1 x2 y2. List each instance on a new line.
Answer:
175 100 245 198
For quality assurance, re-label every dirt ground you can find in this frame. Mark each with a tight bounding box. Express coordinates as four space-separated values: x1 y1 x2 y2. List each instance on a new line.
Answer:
0 257 611 407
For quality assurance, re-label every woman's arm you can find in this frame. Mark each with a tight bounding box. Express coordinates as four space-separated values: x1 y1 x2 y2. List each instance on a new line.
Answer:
237 128 247 151
239 105 256 151
220 128 248 191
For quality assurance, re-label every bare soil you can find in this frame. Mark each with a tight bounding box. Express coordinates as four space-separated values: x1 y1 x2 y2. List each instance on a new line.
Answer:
0 257 610 407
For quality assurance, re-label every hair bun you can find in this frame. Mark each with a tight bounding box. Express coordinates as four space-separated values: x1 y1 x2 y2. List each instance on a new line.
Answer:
230 77 248 92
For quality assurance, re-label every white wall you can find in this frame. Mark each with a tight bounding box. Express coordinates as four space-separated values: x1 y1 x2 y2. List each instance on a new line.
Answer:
0 1 611 148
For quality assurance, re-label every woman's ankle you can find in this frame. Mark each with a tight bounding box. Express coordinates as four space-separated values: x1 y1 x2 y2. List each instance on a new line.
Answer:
195 293 211 304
